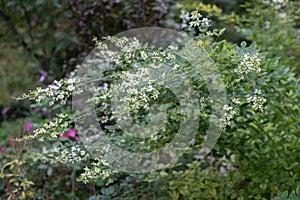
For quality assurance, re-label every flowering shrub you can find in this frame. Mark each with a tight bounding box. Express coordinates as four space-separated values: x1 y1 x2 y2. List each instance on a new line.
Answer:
1 1 299 199
222 0 300 75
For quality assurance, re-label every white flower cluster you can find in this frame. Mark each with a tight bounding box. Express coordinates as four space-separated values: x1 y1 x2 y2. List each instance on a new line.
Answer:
189 11 211 28
90 43 177 126
246 89 267 111
17 78 77 106
111 68 160 118
32 144 89 165
103 36 141 64
57 145 88 164
221 104 239 127
77 160 117 184
234 53 261 81
17 113 70 141
263 0 288 9
179 10 211 30
221 92 266 128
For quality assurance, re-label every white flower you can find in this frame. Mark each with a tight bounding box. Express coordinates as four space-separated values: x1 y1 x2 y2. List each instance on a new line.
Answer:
140 51 148 59
232 98 241 104
180 10 190 22
189 19 201 27
188 12 212 29
174 64 180 70
190 11 202 20
254 89 262 95
223 104 233 111
234 53 261 80
67 78 76 84
246 94 267 111
221 105 239 129
201 18 211 28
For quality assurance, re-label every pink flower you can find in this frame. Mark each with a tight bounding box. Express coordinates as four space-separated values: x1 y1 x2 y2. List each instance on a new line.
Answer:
0 147 6 152
67 129 76 138
25 122 33 132
1 106 10 115
60 129 80 141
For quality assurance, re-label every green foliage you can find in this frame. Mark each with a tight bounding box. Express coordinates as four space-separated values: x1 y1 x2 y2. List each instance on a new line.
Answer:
0 1 299 199
271 185 300 200
222 0 300 75
125 39 299 200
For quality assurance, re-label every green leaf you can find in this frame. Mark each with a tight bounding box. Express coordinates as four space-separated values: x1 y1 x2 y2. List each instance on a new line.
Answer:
241 41 247 49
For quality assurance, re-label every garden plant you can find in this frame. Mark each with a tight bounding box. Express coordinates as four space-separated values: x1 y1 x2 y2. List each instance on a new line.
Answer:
0 0 299 199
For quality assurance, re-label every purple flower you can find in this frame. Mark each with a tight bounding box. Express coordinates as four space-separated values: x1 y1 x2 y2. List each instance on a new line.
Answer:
1 106 10 115
39 75 45 82
42 109 48 115
33 107 40 113
38 69 48 83
0 147 6 152
42 109 50 117
25 122 33 132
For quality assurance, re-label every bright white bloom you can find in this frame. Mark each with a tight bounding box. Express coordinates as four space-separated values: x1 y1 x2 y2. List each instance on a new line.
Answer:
189 19 201 27
234 53 261 80
254 89 262 95
223 104 233 111
17 78 77 106
247 94 267 111
232 97 241 104
221 104 239 128
190 11 202 20
16 113 71 141
77 160 117 184
201 18 211 28
188 12 211 29
31 144 89 165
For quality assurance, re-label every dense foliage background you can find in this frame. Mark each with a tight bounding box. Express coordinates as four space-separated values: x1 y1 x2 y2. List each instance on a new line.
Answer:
0 0 299 199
